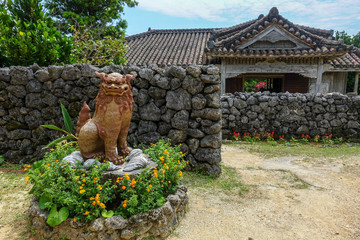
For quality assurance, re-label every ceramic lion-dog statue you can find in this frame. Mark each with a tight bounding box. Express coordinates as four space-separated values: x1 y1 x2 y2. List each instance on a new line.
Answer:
76 71 136 165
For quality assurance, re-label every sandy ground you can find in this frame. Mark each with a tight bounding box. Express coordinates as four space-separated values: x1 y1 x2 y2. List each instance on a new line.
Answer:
168 145 360 240
1 145 360 240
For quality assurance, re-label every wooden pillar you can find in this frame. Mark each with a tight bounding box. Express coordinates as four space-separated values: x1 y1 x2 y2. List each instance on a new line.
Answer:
315 58 324 93
221 60 226 95
354 72 359 94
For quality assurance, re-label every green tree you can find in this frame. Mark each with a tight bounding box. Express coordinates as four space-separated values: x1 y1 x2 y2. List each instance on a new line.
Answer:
0 0 73 67
43 0 138 35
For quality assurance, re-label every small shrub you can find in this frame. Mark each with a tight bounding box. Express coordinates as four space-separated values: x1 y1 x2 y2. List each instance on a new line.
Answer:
26 139 186 225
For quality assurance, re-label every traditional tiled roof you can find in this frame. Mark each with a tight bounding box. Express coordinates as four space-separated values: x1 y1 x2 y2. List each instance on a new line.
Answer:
205 7 352 59
126 28 215 66
125 7 360 69
328 47 360 69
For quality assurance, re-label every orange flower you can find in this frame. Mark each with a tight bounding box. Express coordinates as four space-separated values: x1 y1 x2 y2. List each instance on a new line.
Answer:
147 188 150 192
124 200 128 204
123 203 127 208
47 164 50 167
90 197 95 201
82 174 85 177
92 201 96 206
122 186 126 190
149 184 152 188
82 179 86 183
100 203 105 209
97 200 100 205
24 168 28 171
56 160 59 162
73 218 76 222
84 211 89 215
98 185 102 190
164 150 168 155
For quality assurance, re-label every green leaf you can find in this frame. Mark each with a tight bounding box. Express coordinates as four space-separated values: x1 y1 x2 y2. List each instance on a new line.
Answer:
102 209 114 218
60 103 73 134
39 193 52 210
47 205 69 227
58 207 69 222
41 125 64 132
42 135 74 149
32 160 44 169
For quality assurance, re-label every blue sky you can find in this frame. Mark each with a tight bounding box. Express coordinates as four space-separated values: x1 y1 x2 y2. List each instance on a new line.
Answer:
123 0 360 37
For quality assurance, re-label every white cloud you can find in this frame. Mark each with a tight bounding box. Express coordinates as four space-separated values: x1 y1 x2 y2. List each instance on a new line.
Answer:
137 0 360 34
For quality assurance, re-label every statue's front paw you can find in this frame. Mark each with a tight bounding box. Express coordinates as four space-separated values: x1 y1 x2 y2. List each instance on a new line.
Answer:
106 152 124 165
120 147 131 156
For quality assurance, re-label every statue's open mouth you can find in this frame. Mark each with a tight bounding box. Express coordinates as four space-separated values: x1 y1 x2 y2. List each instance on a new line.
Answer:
103 84 129 96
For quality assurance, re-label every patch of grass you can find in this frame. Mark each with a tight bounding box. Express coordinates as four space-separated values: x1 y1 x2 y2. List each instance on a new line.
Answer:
0 171 32 225
225 142 360 159
183 165 249 197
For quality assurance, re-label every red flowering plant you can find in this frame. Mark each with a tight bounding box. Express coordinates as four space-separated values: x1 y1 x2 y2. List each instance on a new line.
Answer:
322 133 334 144
243 132 253 142
255 82 266 92
299 134 310 143
278 134 286 143
265 132 275 143
233 132 241 141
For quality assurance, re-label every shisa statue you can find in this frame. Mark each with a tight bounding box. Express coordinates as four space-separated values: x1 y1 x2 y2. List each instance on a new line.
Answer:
76 72 136 165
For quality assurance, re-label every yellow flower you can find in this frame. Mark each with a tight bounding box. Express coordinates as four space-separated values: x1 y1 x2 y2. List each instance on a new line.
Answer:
84 211 89 215
25 176 29 180
98 185 102 190
82 174 85 177
100 203 105 209
27 165 31 168
79 189 85 194
90 197 95 201
159 156 164 161
80 186 83 189
149 184 152 188
24 168 28 171
50 148 54 151
168 181 171 184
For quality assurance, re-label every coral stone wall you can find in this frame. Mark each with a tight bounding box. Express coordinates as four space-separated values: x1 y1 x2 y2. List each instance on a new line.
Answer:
221 91 360 140
0 64 222 174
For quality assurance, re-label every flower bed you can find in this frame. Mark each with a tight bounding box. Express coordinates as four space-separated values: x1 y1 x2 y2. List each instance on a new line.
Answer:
29 184 188 240
26 139 188 239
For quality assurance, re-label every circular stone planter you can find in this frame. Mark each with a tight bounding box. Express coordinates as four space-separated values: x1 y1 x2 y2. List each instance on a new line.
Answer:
29 184 189 240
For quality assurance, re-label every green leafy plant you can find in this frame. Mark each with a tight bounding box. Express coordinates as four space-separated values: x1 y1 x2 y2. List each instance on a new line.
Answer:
0 155 4 165
0 0 73 67
70 25 128 66
26 139 187 224
113 139 187 218
41 103 77 148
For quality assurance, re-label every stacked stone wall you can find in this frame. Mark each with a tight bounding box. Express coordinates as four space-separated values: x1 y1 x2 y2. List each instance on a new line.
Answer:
221 92 360 140
0 64 221 174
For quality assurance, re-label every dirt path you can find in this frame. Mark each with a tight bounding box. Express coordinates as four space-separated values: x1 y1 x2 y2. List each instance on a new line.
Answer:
169 145 360 240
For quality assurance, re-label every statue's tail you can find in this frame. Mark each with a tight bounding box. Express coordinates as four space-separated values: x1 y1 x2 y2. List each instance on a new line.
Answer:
76 102 91 135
